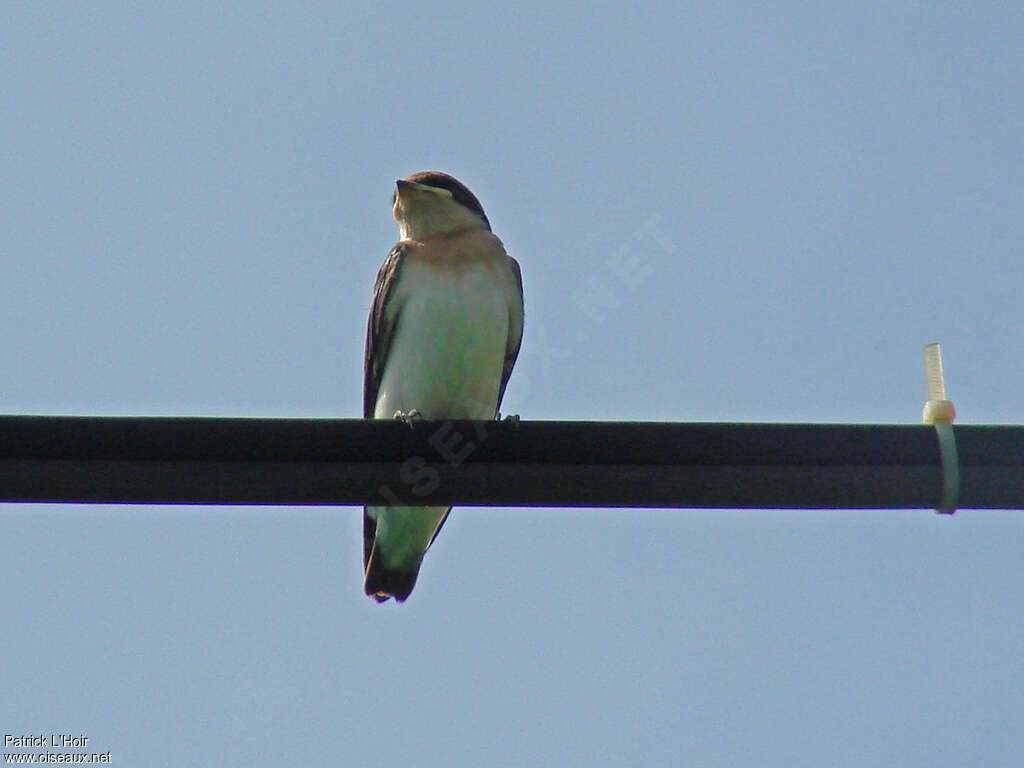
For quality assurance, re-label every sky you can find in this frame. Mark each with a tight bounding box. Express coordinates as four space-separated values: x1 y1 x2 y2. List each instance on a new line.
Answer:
1 1 1022 765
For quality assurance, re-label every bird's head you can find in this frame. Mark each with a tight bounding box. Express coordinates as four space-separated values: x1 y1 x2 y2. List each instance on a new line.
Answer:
392 171 491 240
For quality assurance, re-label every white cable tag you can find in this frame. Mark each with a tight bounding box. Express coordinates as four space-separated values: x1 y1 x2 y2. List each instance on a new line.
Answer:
922 343 958 514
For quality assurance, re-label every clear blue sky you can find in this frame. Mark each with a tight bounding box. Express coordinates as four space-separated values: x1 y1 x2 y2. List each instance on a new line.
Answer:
2 2 1022 766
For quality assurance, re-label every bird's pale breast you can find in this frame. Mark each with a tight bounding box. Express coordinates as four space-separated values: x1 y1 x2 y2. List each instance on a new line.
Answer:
373 239 512 420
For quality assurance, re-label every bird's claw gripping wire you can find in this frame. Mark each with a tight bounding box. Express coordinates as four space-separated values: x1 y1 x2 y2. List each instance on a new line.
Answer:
392 409 423 431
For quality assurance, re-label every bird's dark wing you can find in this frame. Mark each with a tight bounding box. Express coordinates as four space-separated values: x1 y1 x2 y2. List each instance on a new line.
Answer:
363 243 408 418
496 255 525 411
363 243 409 578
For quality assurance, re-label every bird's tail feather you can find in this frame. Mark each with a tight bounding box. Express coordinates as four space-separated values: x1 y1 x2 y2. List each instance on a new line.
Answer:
362 505 450 603
364 547 420 603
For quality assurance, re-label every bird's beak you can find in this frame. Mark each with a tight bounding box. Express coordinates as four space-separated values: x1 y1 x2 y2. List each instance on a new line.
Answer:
395 179 452 199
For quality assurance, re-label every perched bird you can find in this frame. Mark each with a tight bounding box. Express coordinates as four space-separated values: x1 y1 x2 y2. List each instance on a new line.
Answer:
362 171 524 602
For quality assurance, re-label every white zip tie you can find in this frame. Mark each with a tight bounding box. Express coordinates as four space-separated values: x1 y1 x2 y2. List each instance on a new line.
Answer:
922 343 958 514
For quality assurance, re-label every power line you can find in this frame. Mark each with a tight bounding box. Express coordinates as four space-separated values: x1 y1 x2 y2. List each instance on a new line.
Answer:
0 416 1020 509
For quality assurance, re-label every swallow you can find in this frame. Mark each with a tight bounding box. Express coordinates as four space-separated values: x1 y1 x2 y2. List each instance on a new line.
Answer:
362 171 524 602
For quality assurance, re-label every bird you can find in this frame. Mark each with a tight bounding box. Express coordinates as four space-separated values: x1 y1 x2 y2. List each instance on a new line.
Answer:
362 171 524 602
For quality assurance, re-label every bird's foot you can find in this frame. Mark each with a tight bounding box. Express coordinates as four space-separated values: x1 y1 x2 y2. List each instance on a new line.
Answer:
392 409 423 430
